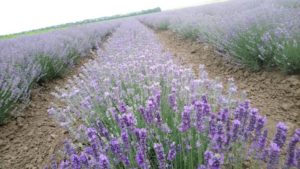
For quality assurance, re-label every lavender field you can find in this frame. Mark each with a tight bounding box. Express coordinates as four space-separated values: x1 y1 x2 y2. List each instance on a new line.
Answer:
0 0 300 169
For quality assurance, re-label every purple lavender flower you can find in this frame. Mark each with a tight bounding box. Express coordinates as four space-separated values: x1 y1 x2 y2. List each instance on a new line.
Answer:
168 88 177 112
267 143 281 169
273 122 288 148
255 115 266 139
212 121 225 152
118 101 127 114
99 154 110 169
219 108 229 123
209 114 216 138
201 96 211 116
135 128 148 151
79 152 89 167
96 120 110 139
234 106 243 121
285 130 300 168
208 153 224 169
121 112 137 128
155 111 163 126
197 165 206 169
231 119 241 142
247 108 258 132
295 129 300 137
63 140 76 157
110 138 129 166
201 95 208 104
296 148 300 169
204 150 213 166
135 149 149 169
70 154 81 169
178 106 192 132
155 92 161 106
154 143 166 169
255 129 268 161
167 142 177 161
139 106 149 123
86 128 101 157
194 100 203 132
59 160 70 169
145 99 155 124
234 102 248 121
84 146 94 156
121 129 130 150
50 155 57 169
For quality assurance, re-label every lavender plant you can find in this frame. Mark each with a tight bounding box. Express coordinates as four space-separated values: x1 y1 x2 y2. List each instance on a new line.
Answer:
141 0 300 74
48 20 300 169
0 21 117 123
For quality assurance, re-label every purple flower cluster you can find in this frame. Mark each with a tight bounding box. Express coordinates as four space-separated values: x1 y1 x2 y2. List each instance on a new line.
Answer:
154 143 166 169
178 106 192 132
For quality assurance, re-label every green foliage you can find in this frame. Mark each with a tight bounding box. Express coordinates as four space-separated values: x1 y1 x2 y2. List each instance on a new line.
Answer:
36 48 81 81
177 25 201 40
274 39 300 74
67 48 81 64
225 25 276 71
158 20 170 30
36 55 68 81
0 90 15 124
225 24 300 74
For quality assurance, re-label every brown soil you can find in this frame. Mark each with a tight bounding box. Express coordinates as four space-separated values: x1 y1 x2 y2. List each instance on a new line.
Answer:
0 36 111 169
0 54 97 169
156 30 300 132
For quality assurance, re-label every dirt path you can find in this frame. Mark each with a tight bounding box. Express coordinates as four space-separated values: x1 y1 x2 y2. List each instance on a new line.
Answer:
0 33 112 169
0 56 95 169
155 30 300 131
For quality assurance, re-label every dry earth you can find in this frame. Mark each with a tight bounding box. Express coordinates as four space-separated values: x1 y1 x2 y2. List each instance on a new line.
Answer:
155 30 300 133
0 54 98 169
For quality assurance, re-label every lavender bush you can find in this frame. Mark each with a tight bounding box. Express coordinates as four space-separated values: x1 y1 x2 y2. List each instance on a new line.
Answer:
0 21 117 123
48 20 300 169
141 0 300 73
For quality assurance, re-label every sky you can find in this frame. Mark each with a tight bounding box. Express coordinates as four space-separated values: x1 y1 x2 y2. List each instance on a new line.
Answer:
0 0 224 35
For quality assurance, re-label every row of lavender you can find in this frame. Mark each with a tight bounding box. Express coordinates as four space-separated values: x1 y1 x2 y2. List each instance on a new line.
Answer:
141 0 300 74
47 20 300 169
0 21 118 123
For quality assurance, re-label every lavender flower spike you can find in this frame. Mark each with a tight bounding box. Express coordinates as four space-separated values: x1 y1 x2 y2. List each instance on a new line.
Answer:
285 130 299 168
267 143 281 169
204 150 213 166
231 119 241 142
136 149 149 169
99 154 110 169
167 142 177 161
296 148 300 169
178 105 192 132
273 122 288 148
70 154 81 169
208 153 224 169
154 143 166 169
59 160 70 169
